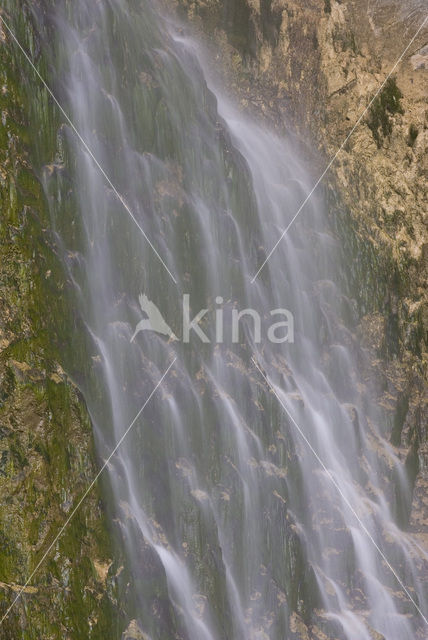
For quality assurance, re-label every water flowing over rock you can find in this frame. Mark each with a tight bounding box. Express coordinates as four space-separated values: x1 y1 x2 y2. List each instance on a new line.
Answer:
0 0 426 638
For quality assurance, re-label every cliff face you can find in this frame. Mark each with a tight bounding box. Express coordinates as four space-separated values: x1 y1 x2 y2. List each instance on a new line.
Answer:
172 0 428 634
174 0 427 531
174 1 427 326
0 0 426 638
0 7 123 638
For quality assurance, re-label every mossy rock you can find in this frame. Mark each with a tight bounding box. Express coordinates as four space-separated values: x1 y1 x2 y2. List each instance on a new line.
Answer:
367 77 404 148
0 3 125 637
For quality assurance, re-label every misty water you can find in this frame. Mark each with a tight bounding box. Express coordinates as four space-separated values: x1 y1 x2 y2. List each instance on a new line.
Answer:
23 0 428 637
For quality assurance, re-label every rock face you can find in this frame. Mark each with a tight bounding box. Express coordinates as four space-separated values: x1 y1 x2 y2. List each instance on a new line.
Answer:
0 6 124 638
174 0 427 538
0 0 426 638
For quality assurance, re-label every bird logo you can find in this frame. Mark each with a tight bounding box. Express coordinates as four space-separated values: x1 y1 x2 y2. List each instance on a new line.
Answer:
130 294 177 342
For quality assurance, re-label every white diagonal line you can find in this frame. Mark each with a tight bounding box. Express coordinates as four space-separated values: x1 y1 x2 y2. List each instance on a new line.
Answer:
0 12 177 284
0 357 176 626
251 356 428 626
251 14 428 283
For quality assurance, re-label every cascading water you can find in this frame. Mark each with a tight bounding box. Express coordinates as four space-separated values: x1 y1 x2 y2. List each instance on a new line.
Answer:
16 0 428 637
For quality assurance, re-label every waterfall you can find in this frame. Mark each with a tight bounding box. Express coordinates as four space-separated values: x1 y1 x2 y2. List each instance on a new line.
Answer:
24 0 427 637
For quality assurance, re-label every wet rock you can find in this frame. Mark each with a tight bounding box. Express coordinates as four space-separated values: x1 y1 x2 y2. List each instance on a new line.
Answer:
0 5 123 635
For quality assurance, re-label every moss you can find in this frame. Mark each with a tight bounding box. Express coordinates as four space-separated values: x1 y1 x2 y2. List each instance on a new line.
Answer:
367 77 404 147
324 0 332 14
223 0 254 57
0 3 124 637
407 123 419 147
390 391 410 446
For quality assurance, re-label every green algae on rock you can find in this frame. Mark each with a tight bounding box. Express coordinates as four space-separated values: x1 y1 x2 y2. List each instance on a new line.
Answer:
0 4 124 637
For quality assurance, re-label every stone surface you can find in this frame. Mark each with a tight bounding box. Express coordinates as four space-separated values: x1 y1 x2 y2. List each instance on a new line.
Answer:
0 5 124 637
0 0 426 637
173 0 427 541
171 0 428 634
